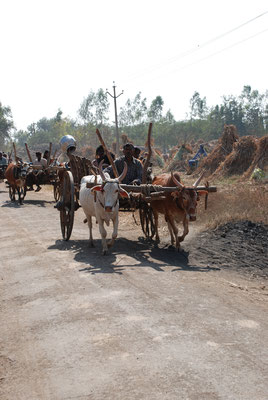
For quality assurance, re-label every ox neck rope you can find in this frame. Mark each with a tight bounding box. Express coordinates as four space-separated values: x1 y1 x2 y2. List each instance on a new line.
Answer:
175 189 198 220
96 182 119 210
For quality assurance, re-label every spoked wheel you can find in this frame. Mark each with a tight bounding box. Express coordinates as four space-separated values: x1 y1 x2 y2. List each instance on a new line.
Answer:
60 171 75 241
53 181 60 202
139 201 156 239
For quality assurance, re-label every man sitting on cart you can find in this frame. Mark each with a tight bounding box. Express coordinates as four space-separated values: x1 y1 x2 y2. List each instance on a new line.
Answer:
0 151 8 180
104 143 143 185
92 145 115 169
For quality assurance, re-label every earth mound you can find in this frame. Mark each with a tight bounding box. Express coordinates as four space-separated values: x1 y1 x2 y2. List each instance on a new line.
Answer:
189 220 268 280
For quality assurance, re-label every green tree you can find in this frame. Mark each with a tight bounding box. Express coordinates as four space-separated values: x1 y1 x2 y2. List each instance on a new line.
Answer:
119 92 147 126
78 89 109 126
148 96 164 121
239 85 266 135
0 102 14 147
189 92 208 119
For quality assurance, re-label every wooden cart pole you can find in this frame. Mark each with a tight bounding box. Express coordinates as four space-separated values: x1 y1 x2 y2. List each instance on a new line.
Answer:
25 143 33 163
48 142 52 165
52 148 58 163
96 128 119 178
8 149 13 163
142 122 153 184
13 142 17 162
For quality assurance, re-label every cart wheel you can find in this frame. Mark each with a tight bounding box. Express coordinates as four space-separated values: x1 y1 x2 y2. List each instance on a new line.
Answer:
60 171 75 241
139 202 156 239
53 182 60 202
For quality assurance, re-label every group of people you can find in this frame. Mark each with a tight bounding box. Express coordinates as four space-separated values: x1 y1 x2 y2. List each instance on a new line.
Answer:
0 151 8 166
2 136 148 192
28 150 50 191
92 143 143 185
0 152 9 179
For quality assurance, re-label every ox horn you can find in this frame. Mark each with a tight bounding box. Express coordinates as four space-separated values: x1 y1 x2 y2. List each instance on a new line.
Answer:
171 171 184 189
98 159 107 182
193 171 205 188
118 162 128 183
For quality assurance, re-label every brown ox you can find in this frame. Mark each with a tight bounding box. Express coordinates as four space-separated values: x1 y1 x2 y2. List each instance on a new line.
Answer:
5 162 29 204
151 172 207 250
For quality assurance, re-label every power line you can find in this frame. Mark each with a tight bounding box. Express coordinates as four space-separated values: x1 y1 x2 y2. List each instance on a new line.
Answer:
168 27 268 76
130 27 268 88
122 11 268 84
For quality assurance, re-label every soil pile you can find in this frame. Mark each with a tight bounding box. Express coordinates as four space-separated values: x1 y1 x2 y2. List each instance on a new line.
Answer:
189 220 268 279
214 136 258 177
196 125 239 176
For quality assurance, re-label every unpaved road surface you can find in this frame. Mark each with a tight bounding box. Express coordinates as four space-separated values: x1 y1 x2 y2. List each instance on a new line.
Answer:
0 182 267 400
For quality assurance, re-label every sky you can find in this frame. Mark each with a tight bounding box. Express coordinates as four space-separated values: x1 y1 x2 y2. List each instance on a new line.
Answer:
1 0 268 131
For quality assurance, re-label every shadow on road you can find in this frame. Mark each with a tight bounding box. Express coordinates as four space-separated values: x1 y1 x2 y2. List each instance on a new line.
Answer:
1 199 54 208
48 236 219 275
23 199 55 207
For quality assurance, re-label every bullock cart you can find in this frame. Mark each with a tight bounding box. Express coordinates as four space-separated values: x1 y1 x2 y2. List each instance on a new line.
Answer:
28 164 62 201
0 165 8 182
57 153 217 242
57 154 98 240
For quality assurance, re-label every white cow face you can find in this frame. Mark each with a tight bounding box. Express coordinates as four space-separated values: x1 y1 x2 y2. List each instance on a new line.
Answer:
21 163 30 178
91 180 129 212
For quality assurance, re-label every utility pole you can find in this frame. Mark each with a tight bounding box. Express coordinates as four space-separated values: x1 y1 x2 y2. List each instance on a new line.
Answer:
106 82 124 156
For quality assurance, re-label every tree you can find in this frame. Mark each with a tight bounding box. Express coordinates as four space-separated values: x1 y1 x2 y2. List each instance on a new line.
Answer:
0 102 14 147
148 96 164 121
189 92 208 119
118 92 147 127
78 89 109 126
239 85 266 135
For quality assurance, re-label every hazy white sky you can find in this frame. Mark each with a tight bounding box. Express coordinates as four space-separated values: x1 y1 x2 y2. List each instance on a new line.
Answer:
1 0 267 131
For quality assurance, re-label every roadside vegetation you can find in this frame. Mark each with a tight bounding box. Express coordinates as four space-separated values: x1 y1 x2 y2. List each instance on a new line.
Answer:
0 85 267 155
196 181 268 229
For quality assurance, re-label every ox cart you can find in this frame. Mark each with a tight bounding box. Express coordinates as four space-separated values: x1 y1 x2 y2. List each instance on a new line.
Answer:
27 164 61 201
6 163 62 205
0 165 8 182
57 153 217 243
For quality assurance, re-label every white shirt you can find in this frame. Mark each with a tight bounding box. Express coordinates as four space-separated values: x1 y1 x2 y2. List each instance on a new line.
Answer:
33 157 47 167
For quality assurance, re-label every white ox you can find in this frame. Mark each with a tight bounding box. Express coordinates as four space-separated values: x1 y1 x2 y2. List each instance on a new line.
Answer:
79 161 129 255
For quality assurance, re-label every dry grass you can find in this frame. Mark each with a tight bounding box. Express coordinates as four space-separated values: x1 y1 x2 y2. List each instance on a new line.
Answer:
197 181 268 229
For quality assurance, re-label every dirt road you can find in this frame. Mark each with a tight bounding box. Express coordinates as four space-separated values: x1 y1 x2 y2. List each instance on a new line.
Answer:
0 182 267 400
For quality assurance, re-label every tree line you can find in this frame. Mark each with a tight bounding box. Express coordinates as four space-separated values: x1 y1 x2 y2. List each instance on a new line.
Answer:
1 85 267 153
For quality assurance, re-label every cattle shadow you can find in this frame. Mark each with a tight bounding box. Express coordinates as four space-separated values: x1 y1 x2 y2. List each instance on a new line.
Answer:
23 199 55 207
1 201 22 208
1 198 54 208
48 236 219 275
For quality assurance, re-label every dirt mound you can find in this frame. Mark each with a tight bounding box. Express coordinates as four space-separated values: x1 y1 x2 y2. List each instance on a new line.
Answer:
190 220 268 279
195 124 239 176
213 136 258 177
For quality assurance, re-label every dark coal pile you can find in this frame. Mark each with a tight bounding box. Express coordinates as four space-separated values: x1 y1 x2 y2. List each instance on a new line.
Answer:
190 220 268 279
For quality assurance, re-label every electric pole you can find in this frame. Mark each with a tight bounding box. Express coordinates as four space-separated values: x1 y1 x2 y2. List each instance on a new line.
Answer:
106 82 124 156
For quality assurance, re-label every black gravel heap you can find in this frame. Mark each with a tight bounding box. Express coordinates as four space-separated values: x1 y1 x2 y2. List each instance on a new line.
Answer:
190 220 268 279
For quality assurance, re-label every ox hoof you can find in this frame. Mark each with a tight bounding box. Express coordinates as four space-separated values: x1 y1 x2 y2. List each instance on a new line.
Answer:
102 249 108 256
89 241 95 248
